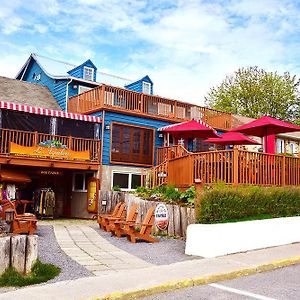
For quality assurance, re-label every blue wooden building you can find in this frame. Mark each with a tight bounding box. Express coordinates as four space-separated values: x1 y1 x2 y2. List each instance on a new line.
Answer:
16 53 154 111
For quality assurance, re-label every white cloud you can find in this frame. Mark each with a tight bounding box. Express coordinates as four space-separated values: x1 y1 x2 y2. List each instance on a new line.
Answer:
1 0 300 106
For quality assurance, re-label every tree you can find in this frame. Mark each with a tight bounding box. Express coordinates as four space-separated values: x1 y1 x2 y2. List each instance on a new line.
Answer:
205 66 300 123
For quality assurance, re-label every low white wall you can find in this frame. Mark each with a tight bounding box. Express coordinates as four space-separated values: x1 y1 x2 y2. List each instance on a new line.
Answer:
185 216 300 258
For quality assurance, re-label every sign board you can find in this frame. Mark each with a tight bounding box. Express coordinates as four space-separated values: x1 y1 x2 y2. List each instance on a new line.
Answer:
87 177 99 213
10 142 90 161
154 203 169 231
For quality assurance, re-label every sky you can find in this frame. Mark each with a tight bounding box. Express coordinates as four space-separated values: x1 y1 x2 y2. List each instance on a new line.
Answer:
0 0 300 106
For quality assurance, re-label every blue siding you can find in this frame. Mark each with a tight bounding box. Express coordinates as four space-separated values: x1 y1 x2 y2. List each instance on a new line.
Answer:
68 60 97 81
125 75 153 95
93 111 172 166
23 60 55 94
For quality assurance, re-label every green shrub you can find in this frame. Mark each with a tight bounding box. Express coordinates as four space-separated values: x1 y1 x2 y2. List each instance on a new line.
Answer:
112 185 121 192
163 185 181 201
198 185 300 223
180 185 196 205
0 259 60 287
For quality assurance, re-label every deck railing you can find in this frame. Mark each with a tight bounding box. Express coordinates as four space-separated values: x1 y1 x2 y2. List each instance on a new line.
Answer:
147 147 300 188
68 84 232 130
156 145 190 165
0 128 101 162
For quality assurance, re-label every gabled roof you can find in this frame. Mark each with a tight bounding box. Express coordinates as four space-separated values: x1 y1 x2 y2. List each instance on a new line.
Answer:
0 76 61 110
68 59 97 75
16 53 133 87
125 75 153 88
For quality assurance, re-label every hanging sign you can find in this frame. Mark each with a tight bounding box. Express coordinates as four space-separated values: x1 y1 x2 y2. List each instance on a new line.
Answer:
154 203 169 231
10 142 90 161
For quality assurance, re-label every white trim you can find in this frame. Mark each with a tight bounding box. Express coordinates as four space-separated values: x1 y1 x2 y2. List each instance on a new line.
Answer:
83 66 94 81
142 81 151 94
111 171 141 191
78 85 92 94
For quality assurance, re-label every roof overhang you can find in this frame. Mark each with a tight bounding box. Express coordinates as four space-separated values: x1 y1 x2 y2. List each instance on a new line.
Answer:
0 100 102 123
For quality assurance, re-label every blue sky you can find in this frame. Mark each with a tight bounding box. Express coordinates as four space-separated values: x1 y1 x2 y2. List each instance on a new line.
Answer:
1 0 300 105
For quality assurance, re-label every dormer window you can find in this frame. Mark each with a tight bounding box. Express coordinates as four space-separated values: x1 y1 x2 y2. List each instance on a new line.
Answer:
142 81 151 95
83 67 94 81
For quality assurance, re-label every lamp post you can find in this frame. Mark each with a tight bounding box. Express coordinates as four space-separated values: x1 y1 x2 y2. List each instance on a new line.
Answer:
5 208 14 233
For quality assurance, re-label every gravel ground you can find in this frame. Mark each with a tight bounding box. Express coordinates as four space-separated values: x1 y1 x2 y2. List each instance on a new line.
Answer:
1 224 93 294
91 224 199 265
38 225 92 282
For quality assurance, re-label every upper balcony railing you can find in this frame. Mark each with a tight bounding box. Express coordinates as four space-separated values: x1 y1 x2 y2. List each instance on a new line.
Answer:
68 84 233 130
0 128 101 163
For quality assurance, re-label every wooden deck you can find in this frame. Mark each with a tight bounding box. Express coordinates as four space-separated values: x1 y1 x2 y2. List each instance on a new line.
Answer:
0 128 101 170
68 84 232 131
147 146 300 188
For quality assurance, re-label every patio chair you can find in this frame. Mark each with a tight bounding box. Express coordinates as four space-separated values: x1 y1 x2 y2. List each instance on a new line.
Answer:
100 203 126 231
123 206 159 243
1 200 37 235
97 202 122 229
109 203 138 237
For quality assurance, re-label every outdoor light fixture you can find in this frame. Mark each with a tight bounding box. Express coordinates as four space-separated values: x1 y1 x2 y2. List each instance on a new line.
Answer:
158 133 163 138
73 85 78 89
105 124 110 130
5 208 14 233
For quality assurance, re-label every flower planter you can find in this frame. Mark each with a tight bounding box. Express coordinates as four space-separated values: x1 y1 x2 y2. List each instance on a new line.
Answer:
185 216 300 258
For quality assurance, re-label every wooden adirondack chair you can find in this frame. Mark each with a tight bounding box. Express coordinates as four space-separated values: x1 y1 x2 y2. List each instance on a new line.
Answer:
97 202 122 229
123 206 159 243
100 203 126 231
1 200 37 235
109 203 138 237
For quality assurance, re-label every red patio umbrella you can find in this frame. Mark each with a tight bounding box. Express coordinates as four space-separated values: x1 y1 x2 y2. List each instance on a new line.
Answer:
204 132 261 145
158 119 220 139
231 116 300 153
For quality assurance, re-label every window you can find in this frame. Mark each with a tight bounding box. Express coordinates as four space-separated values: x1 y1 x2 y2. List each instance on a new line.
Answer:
111 123 154 165
73 172 94 191
83 67 94 81
142 81 151 95
78 85 92 94
276 139 285 154
112 172 141 190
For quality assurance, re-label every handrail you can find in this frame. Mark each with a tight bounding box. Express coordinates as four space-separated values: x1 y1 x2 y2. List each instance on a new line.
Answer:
0 128 101 162
68 84 232 130
147 148 300 188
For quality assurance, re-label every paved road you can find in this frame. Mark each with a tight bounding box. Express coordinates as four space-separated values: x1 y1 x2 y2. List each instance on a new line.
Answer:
142 264 300 300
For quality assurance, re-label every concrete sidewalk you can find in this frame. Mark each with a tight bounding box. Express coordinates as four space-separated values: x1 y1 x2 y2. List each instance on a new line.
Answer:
1 242 300 300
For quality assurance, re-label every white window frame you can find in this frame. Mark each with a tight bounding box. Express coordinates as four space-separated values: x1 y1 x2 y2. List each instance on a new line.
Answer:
72 172 95 192
142 81 151 95
111 171 141 191
78 85 92 94
83 66 94 81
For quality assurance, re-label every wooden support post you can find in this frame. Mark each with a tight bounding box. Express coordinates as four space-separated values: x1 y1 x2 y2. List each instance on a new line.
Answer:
100 85 105 107
282 155 286 186
233 148 239 186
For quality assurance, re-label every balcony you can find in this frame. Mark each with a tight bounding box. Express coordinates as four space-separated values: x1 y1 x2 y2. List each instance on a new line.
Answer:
68 84 232 131
0 128 101 170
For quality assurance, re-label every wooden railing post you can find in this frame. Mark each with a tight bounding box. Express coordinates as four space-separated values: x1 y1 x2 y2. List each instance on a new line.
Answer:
140 93 144 113
100 85 105 107
233 148 239 186
188 154 194 186
281 155 286 186
67 136 73 150
33 131 38 146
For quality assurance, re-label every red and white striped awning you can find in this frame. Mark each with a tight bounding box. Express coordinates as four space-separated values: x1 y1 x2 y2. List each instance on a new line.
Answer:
0 101 102 123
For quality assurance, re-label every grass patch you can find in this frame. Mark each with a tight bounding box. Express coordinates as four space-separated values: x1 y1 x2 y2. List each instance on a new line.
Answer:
0 259 60 287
